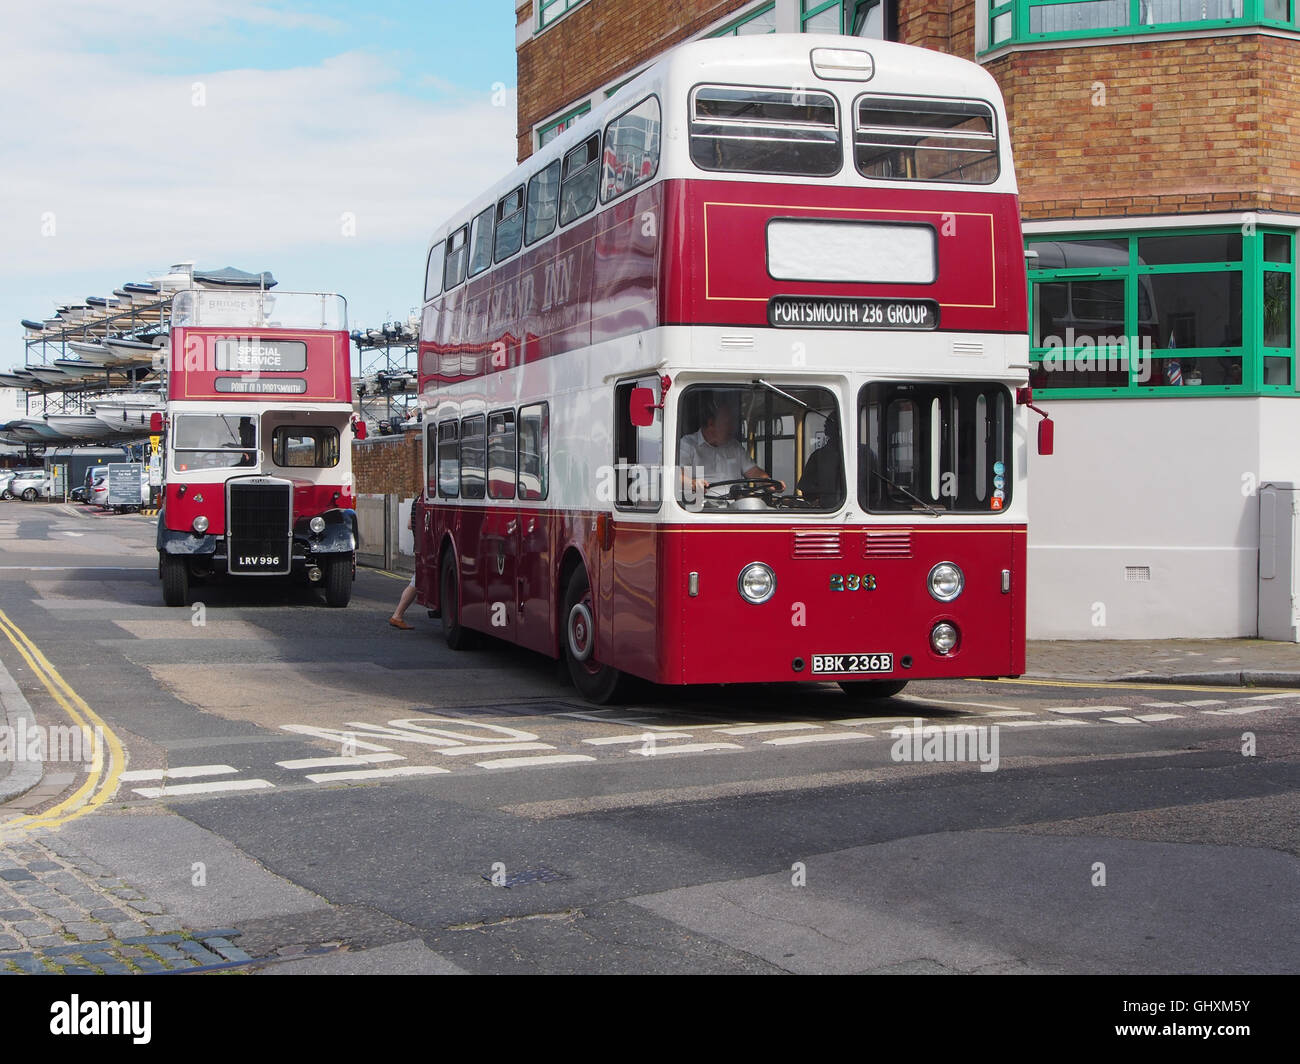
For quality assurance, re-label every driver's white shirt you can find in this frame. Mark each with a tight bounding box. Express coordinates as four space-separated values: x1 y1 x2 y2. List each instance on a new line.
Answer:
679 429 752 488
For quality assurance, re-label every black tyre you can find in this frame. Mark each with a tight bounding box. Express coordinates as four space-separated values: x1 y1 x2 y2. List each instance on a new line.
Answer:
562 566 628 704
21 488 37 502
323 556 352 607
160 555 189 607
838 680 908 700
440 550 479 650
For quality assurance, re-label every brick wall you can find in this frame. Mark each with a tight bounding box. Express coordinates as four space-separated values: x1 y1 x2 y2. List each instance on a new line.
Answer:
351 429 424 496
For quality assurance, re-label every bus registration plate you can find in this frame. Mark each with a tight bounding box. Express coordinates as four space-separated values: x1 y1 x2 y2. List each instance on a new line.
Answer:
811 653 894 674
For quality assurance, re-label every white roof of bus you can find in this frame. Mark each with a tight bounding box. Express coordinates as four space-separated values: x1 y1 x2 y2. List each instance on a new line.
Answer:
424 34 1013 250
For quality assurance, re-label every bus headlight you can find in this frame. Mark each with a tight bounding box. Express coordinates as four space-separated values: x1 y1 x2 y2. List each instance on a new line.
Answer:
931 622 959 655
928 562 964 602
309 516 326 534
192 515 209 533
737 562 776 604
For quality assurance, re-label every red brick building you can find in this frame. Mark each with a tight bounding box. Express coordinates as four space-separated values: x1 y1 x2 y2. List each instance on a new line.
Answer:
511 0 1300 640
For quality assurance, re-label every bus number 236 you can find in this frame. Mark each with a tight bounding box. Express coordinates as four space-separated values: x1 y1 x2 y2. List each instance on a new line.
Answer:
830 574 877 592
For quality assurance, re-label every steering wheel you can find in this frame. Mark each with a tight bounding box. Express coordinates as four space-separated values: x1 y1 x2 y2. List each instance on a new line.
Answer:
704 477 783 500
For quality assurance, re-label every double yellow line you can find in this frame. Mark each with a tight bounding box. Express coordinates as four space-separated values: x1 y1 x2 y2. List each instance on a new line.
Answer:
0 607 124 835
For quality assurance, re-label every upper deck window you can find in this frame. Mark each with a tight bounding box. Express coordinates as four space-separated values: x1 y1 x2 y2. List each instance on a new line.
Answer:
468 206 495 277
601 96 661 202
494 187 525 262
443 226 469 290
854 95 999 184
690 86 841 177
424 241 444 301
525 160 561 245
560 134 600 226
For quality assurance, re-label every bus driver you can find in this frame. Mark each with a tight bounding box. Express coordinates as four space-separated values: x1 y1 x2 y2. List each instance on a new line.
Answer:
679 393 783 501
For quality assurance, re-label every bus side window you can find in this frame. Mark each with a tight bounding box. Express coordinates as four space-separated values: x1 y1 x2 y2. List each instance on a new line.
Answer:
468 205 495 277
560 134 600 227
517 402 549 501
487 409 516 500
437 420 459 498
601 96 661 202
525 160 561 245
460 415 486 500
424 240 445 302
494 187 525 263
444 226 469 290
426 423 439 498
614 379 662 511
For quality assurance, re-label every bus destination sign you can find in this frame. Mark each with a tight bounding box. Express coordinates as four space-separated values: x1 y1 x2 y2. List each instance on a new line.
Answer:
214 378 309 394
215 339 308 373
768 296 940 331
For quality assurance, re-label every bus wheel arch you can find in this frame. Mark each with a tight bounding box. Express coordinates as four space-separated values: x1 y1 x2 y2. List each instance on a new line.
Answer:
560 559 628 704
439 539 479 650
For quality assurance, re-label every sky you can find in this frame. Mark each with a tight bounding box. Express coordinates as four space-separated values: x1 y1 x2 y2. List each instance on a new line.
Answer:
1 0 519 369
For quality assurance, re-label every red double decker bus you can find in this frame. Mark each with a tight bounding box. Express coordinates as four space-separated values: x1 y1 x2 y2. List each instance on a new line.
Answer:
156 290 361 608
413 35 1046 703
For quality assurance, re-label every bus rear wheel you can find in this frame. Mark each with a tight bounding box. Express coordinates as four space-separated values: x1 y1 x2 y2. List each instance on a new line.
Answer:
322 556 352 607
160 555 189 607
440 550 479 650
838 680 908 700
562 567 627 704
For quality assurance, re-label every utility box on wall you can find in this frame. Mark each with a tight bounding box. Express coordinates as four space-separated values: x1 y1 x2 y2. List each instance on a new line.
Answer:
1259 483 1300 643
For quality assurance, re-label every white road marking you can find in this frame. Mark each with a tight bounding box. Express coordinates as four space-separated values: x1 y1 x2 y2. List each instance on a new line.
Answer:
1047 718 1090 726
834 716 919 726
0 565 157 571
120 765 237 782
1201 706 1272 716
1245 693 1298 700
435 742 555 757
132 779 274 798
718 722 821 735
1133 713 1183 722
581 732 694 745
305 766 450 783
763 732 872 746
899 695 1018 711
1177 699 1226 706
276 754 407 770
978 709 1038 717
632 742 743 756
476 754 598 769
1043 706 1123 714
992 720 1051 728
1099 716 1143 725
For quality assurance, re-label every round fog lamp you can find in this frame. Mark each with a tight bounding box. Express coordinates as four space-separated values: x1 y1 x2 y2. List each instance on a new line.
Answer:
192 515 209 533
737 562 776 604
931 622 959 655
928 561 964 602
309 516 326 534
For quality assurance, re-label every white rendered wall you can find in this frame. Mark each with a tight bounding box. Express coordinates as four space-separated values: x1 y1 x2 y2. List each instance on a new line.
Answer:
1025 397 1300 639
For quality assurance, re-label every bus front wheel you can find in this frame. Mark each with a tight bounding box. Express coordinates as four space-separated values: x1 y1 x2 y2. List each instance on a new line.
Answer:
440 551 479 650
562 567 627 704
323 556 352 607
160 555 189 607
838 680 908 700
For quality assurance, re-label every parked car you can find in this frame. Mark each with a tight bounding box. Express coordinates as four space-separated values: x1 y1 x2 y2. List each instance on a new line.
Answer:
9 469 49 502
1 468 42 500
89 467 110 508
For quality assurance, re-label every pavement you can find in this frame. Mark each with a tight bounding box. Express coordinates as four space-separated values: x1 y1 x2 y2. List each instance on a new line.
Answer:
1025 638 1300 687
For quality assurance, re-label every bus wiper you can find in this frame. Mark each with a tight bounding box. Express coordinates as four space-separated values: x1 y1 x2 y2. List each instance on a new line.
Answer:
871 469 943 518
752 378 808 409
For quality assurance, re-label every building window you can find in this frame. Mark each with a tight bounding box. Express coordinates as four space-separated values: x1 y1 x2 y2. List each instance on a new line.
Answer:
538 0 586 30
538 103 590 149
801 0 895 36
1027 227 1295 396
987 0 1294 51
709 3 777 36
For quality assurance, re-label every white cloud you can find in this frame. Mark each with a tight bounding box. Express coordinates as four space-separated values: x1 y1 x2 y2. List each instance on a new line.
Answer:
0 9 518 289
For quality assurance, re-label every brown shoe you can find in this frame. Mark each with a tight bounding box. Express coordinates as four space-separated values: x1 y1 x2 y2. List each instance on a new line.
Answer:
389 617 413 630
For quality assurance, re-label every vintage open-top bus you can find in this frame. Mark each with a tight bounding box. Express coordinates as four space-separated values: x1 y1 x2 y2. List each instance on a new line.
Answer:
413 34 1050 702
155 289 362 607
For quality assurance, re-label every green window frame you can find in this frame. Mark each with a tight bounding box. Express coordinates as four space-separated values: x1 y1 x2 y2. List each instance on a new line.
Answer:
709 3 777 36
537 102 591 149
538 0 586 30
801 0 844 32
986 0 1297 52
1026 226 1295 398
